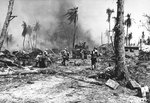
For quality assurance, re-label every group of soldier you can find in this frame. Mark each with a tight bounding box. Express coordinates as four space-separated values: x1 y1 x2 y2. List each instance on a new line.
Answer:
61 47 99 69
34 46 99 69
35 50 51 68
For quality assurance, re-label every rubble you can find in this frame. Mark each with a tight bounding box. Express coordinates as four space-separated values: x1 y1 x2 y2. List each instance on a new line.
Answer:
0 48 60 77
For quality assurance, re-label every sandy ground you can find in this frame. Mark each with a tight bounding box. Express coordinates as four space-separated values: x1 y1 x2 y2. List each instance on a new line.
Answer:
0 59 147 103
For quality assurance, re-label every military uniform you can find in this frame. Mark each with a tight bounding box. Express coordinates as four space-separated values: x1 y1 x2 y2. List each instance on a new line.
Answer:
91 48 98 69
61 49 69 66
35 53 46 68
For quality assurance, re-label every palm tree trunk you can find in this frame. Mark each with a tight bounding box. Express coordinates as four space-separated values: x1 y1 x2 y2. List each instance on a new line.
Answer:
35 32 38 48
126 26 128 46
109 21 115 52
35 32 37 48
29 35 33 49
0 0 15 50
101 32 103 45
73 23 77 48
23 36 26 49
114 0 130 81
108 21 111 44
6 39 9 49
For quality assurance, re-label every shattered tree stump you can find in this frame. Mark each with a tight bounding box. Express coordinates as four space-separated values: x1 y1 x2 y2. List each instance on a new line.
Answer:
105 79 119 89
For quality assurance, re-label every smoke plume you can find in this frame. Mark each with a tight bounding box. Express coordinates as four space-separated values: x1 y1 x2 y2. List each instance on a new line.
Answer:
0 0 100 50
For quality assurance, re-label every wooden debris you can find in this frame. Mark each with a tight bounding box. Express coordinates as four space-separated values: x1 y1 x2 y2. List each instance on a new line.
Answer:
105 79 119 89
130 80 141 89
126 79 141 90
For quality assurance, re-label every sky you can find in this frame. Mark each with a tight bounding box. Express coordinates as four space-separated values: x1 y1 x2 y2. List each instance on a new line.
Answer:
0 0 150 50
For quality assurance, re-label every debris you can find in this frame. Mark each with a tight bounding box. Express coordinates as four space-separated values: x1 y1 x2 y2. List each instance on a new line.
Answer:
105 79 119 89
27 81 34 84
141 85 149 98
126 79 141 90
0 58 18 67
96 66 115 79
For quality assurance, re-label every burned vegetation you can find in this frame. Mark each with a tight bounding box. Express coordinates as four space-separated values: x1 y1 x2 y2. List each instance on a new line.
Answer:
0 0 150 103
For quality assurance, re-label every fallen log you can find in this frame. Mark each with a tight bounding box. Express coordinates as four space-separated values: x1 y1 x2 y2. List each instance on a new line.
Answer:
0 68 56 76
0 58 18 67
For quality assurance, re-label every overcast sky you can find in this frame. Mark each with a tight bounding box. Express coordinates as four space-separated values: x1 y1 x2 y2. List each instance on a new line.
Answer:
0 0 150 49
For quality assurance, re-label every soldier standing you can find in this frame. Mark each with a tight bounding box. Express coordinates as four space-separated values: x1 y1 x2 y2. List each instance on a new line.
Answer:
61 48 69 66
35 52 42 67
91 47 98 69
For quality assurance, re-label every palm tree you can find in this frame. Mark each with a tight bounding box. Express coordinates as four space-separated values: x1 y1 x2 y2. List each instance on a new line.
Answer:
27 25 33 49
65 7 78 48
114 0 130 80
106 8 114 44
125 14 132 46
33 21 40 48
22 21 28 49
128 32 132 46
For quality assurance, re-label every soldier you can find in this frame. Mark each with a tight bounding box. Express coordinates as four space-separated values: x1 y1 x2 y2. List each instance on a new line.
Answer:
35 52 42 67
80 49 85 60
43 49 48 56
91 47 98 69
61 48 69 66
35 52 47 68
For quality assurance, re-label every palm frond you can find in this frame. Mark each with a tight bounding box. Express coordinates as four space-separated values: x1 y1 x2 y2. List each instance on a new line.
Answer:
65 7 78 24
125 14 132 27
106 8 114 22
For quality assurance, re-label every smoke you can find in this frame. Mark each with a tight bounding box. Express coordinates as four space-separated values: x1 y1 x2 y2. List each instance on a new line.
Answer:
0 0 107 50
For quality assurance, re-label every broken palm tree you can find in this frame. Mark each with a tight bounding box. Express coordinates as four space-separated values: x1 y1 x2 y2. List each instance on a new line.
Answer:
0 0 16 50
